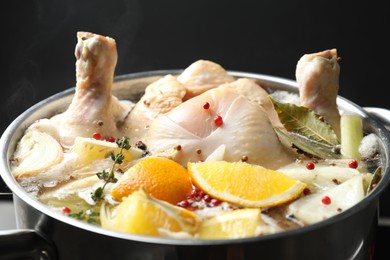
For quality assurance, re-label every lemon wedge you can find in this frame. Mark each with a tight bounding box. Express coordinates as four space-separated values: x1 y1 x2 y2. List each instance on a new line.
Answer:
72 137 143 165
101 188 200 237
198 208 261 239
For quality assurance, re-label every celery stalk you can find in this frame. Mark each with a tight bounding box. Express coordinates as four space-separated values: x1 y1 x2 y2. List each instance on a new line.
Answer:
340 114 363 160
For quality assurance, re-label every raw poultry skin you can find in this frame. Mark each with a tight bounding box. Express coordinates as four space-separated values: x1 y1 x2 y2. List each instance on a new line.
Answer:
143 87 297 170
124 60 233 144
218 78 285 131
295 49 341 139
177 59 235 100
133 61 297 170
51 32 132 147
124 74 186 144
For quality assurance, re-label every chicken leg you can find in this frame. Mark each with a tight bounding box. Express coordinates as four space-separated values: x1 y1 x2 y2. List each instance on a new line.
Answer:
295 49 341 139
52 32 131 147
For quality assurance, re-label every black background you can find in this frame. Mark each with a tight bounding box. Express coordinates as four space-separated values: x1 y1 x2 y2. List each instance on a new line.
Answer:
1 0 389 135
1 0 390 258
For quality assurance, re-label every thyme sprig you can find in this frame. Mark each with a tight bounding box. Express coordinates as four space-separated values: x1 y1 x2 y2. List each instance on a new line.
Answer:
91 136 131 201
69 209 100 224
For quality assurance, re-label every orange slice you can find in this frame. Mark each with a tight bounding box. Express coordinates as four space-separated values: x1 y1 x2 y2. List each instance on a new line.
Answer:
198 208 261 239
187 161 306 208
111 157 193 204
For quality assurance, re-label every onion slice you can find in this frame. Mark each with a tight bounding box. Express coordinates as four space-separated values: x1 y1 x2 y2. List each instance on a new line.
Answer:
11 131 64 178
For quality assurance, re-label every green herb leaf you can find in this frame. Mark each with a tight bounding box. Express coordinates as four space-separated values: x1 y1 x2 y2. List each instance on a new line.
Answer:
116 136 131 150
91 136 131 202
269 96 340 159
91 187 103 201
113 153 125 164
275 128 341 159
96 170 109 180
69 209 100 224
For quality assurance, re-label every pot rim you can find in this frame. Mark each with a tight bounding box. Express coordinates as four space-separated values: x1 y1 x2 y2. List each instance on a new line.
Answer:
1 70 390 246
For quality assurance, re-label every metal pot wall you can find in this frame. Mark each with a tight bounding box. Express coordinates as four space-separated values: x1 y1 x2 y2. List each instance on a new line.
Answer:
1 71 390 260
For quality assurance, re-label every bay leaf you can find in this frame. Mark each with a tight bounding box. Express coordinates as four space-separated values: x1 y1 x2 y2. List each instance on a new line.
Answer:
274 128 341 159
367 166 382 194
269 96 340 159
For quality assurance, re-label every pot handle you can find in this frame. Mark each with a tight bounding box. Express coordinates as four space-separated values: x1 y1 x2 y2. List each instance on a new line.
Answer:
364 107 390 131
0 229 57 260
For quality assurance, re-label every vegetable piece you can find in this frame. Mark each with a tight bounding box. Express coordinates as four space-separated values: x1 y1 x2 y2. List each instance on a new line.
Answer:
39 175 105 224
278 159 373 192
340 114 363 161
46 193 101 224
11 130 64 178
288 175 365 225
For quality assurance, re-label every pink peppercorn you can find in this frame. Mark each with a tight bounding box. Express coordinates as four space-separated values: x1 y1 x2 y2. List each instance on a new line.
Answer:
321 196 331 205
348 159 358 169
61 206 71 214
92 132 102 140
214 115 223 126
306 161 315 170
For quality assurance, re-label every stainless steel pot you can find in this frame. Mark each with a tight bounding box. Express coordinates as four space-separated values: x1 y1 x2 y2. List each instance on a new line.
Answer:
1 71 390 260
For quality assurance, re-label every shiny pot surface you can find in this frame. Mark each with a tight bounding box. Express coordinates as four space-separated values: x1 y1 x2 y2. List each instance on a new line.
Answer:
1 71 390 260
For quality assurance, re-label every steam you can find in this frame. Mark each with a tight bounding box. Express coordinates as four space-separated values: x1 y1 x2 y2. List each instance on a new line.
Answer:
2 0 144 133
